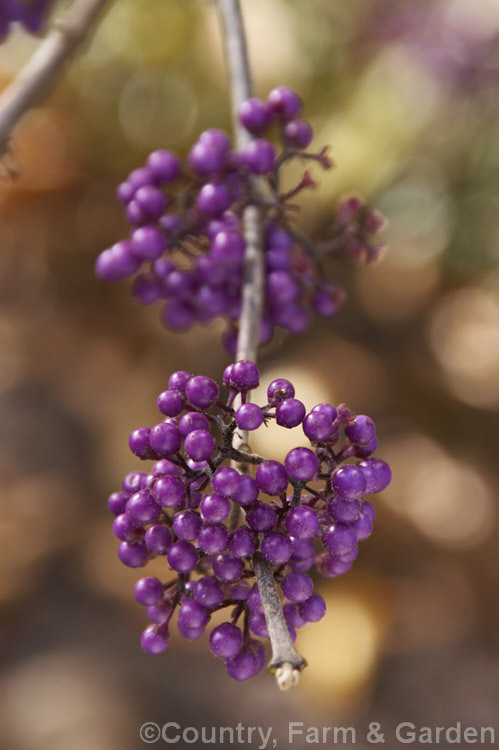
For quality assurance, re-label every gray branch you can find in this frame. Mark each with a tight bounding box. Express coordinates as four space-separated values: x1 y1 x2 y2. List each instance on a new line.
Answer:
0 0 111 152
217 0 306 690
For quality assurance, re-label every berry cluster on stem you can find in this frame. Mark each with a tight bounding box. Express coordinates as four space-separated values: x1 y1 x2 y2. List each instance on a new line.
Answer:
95 90 383 352
109 362 391 682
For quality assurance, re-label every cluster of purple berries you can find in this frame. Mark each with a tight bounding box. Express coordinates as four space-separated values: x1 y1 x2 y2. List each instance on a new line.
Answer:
0 0 54 38
95 87 382 352
107 361 391 681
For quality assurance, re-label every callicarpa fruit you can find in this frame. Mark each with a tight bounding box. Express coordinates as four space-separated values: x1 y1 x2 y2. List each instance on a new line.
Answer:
95 88 384 352
108 362 391 681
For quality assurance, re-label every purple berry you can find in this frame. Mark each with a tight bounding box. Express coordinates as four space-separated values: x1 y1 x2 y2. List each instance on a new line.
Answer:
281 572 313 602
230 585 249 601
185 375 219 409
129 428 151 459
152 475 185 507
199 128 231 151
126 489 161 524
118 541 148 568
161 301 196 330
291 537 315 559
198 523 228 554
117 181 134 204
141 625 169 654
172 510 202 541
323 556 352 578
211 230 245 266
345 415 376 446
247 502 277 532
359 458 392 492
267 271 298 304
303 411 333 441
284 603 307 630
188 142 226 174
255 460 288 495
322 523 358 558
231 474 258 506
267 378 295 402
184 429 216 461
152 459 182 476
134 577 164 606
298 593 326 622
311 403 337 422
193 577 224 608
352 507 374 540
248 611 269 638
167 540 198 573
122 471 146 494
247 585 263 612
201 493 230 523
95 242 141 281
213 553 243 582
332 465 366 500
177 620 205 641
127 167 152 191
362 500 376 522
149 422 181 456
168 370 192 392
126 200 147 227
239 97 270 133
230 360 260 390
235 403 263 430
146 149 181 182
283 118 313 148
267 86 302 120
285 506 319 539
261 532 293 565
284 447 319 481
290 555 315 572
242 138 276 174
112 513 138 541
108 491 129 516
197 183 232 216
132 274 162 305
212 467 241 497
178 600 209 629
328 496 361 523
135 185 167 218
225 651 259 681
157 390 183 417
276 398 306 428
146 603 172 623
131 226 166 260
178 411 210 437
209 623 242 659
355 436 378 458
145 524 173 553
228 527 257 558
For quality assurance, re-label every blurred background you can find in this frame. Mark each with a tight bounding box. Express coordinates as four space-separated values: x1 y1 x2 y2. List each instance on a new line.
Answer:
1 0 499 747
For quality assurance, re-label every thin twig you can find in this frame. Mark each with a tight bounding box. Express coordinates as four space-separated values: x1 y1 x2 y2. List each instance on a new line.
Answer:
0 0 111 153
217 0 306 690
253 553 307 687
